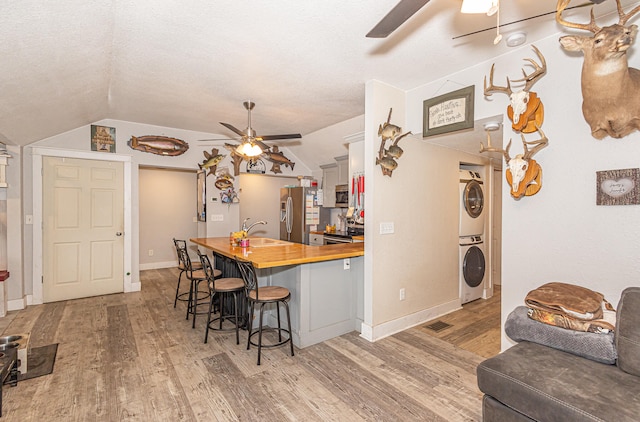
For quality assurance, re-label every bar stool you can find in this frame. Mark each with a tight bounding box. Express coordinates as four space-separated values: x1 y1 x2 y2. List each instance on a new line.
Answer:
197 250 245 345
172 238 203 308
235 257 295 365
175 243 217 328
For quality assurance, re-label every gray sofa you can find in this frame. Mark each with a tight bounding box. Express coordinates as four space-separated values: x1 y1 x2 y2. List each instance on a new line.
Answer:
477 287 640 421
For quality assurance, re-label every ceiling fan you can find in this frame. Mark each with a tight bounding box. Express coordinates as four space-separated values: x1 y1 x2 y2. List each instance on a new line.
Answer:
199 101 301 157
366 0 605 39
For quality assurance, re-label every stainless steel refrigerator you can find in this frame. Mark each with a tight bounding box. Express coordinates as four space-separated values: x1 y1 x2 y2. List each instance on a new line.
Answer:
280 186 318 244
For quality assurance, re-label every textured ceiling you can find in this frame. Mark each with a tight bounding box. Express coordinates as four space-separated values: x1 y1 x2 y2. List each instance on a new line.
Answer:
0 0 628 152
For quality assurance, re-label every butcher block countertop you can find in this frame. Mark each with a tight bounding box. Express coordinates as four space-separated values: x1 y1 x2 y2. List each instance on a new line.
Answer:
190 237 364 269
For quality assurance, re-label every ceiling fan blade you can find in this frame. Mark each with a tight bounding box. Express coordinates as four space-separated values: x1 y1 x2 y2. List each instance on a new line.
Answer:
366 0 431 38
258 133 302 141
197 137 237 142
220 122 246 137
253 140 271 151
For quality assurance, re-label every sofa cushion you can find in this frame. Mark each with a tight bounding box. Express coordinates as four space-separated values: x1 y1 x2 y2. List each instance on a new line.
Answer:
505 306 616 364
616 287 640 376
482 396 535 422
477 341 640 421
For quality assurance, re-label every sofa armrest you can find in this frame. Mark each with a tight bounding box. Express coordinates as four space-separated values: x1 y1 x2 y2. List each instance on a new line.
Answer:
616 287 640 376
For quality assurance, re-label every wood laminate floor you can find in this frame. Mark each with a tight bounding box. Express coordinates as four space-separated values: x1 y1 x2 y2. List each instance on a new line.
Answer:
0 268 500 421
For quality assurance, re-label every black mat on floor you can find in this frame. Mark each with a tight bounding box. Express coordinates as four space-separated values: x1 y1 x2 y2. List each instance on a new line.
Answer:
18 343 58 381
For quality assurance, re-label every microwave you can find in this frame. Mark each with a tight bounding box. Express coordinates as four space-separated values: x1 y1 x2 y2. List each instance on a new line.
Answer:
335 184 349 207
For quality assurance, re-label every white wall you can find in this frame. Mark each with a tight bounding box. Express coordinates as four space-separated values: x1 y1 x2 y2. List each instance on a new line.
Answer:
15 119 313 306
404 32 640 349
238 173 299 239
139 167 199 269
361 80 493 341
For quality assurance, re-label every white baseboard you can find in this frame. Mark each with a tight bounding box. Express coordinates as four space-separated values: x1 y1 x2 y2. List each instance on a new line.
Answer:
139 261 177 271
359 299 461 343
8 296 28 311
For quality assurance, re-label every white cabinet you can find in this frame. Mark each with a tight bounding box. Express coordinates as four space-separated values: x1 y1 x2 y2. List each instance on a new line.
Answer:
321 163 338 207
336 155 349 186
349 140 364 178
308 233 324 246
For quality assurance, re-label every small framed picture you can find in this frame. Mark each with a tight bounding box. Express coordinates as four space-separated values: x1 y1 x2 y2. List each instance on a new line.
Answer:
423 85 475 137
596 168 640 205
91 125 116 153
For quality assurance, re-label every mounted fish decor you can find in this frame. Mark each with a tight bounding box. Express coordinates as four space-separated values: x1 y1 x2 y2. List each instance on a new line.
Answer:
376 108 411 177
128 135 189 156
199 148 226 176
262 146 295 174
214 166 235 190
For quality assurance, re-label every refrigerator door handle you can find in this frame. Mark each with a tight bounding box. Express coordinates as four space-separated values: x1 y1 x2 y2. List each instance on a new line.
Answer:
286 196 293 235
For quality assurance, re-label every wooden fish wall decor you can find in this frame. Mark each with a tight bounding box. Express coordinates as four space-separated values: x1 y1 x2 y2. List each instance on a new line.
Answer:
376 108 411 177
262 146 295 174
222 143 295 175
199 148 226 176
128 135 189 156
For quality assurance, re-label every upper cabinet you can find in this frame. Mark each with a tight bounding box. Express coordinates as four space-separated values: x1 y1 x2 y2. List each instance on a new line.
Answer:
336 155 349 186
321 162 338 207
347 132 365 178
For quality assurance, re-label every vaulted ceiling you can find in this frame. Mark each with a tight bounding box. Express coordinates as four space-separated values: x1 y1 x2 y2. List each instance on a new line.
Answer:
0 0 626 152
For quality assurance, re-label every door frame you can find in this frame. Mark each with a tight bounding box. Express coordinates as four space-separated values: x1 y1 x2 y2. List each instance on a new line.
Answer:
32 147 136 305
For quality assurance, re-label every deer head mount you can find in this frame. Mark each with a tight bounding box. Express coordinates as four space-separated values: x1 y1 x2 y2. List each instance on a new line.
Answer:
484 45 547 133
481 125 548 199
557 0 640 139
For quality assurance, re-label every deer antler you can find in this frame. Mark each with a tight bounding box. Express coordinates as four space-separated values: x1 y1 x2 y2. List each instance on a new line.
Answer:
484 63 513 97
479 131 512 163
556 0 601 33
522 125 548 160
511 45 547 92
616 0 640 25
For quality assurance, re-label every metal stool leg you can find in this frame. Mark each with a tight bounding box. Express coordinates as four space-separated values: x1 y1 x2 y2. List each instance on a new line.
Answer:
174 269 184 308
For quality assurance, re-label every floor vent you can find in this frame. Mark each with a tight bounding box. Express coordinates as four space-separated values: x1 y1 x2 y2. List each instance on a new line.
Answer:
425 320 452 332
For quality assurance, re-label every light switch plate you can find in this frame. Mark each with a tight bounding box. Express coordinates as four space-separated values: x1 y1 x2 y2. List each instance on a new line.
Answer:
380 222 394 234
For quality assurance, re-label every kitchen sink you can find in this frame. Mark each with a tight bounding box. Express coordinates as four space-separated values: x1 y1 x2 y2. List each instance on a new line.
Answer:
247 238 292 247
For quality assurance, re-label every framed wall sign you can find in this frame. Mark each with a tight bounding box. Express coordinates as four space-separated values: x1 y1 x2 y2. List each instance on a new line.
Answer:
596 168 640 205
423 85 474 137
91 125 116 152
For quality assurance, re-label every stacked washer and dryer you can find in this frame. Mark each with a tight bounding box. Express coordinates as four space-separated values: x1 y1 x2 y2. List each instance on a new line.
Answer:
459 169 487 304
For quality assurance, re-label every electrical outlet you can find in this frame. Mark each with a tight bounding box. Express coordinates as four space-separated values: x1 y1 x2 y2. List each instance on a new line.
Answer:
380 222 394 234
399 288 406 301
343 258 351 270
148 249 154 257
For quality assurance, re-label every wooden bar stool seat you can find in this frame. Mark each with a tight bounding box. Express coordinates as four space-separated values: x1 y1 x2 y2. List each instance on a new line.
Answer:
235 257 294 365
198 250 244 345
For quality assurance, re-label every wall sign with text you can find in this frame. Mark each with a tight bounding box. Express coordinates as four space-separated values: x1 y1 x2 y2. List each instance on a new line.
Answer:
423 85 474 138
596 168 640 206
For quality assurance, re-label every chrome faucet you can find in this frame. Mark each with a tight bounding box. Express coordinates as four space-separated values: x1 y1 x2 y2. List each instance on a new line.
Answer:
242 218 267 234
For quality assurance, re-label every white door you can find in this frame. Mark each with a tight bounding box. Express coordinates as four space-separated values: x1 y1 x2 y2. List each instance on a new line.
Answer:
43 157 124 302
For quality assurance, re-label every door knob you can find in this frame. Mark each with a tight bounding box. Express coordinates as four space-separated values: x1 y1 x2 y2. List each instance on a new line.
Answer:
116 232 123 236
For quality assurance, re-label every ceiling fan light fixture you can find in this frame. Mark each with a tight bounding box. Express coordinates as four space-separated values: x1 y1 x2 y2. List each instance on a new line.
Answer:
461 0 498 15
238 142 262 157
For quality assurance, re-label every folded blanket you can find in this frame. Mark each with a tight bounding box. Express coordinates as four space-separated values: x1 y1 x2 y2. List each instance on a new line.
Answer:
525 282 604 320
506 306 617 364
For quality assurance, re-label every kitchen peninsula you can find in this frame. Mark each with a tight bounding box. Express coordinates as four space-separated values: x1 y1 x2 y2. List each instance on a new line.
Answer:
190 237 364 348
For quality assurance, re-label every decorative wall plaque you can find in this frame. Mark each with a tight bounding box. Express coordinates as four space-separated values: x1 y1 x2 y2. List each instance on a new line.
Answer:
596 168 640 205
